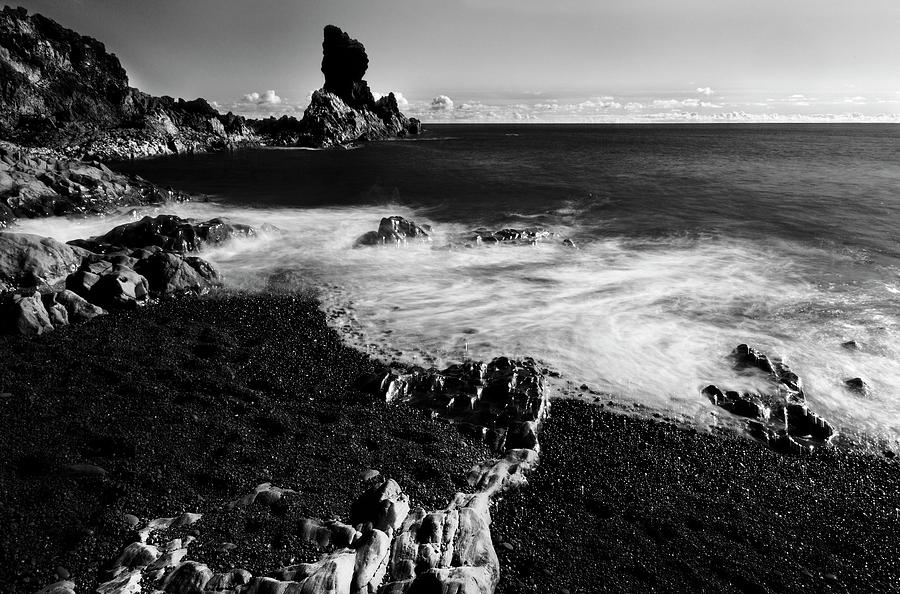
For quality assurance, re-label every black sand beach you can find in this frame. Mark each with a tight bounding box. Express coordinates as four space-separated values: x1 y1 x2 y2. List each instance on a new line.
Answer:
1 291 899 593
0 293 491 593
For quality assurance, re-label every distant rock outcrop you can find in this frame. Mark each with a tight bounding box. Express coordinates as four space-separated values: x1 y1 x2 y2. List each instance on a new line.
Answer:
296 25 421 147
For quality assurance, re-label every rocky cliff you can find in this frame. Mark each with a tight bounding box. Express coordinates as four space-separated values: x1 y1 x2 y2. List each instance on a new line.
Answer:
0 5 259 158
0 8 419 155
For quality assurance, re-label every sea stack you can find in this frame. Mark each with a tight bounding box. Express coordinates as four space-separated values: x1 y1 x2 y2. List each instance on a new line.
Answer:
297 25 421 147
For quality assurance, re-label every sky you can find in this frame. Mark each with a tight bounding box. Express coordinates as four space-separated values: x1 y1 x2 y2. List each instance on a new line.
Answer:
10 0 900 122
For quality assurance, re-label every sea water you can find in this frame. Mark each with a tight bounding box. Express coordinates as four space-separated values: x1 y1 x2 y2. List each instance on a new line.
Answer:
18 124 900 443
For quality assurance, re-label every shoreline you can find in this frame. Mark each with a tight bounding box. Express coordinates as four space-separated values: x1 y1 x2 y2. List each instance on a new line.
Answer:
1 289 899 593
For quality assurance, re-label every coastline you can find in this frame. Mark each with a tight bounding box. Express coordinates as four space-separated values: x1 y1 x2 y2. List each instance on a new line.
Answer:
2 288 899 593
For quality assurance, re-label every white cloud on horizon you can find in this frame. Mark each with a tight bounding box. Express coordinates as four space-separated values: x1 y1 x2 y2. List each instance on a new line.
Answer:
430 95 454 111
403 91 900 124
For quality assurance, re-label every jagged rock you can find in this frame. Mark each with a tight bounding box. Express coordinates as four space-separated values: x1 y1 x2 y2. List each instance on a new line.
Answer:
841 340 861 351
52 288 106 322
351 529 391 594
354 216 432 247
162 561 212 594
0 290 53 335
205 569 252 592
0 232 80 289
88 264 149 308
65 269 101 299
0 8 260 157
321 25 373 109
704 345 835 451
297 26 420 148
87 215 258 253
116 541 161 568
350 477 410 536
133 251 220 296
298 518 359 549
844 377 871 397
702 385 769 420
469 227 552 246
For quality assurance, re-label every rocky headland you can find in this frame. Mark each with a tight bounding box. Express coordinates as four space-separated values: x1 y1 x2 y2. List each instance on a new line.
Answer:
0 6 420 159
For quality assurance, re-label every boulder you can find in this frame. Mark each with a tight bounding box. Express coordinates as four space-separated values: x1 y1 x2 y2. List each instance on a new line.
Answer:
88 264 149 308
133 251 220 296
0 290 53 335
91 214 257 252
0 232 81 289
162 561 212 593
354 216 432 247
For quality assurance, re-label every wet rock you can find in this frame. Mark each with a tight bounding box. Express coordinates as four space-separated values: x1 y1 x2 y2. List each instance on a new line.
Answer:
52 289 106 323
350 477 410 536
0 290 53 335
205 569 252 592
702 385 769 420
89 215 258 253
354 216 432 247
841 340 861 351
844 377 871 397
88 264 149 308
161 561 212 593
0 232 80 289
65 270 101 299
116 541 161 568
133 251 220 296
704 345 835 452
352 528 391 593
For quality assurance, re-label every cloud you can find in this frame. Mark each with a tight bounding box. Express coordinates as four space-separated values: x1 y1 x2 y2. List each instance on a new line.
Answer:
241 90 282 105
696 87 714 95
430 95 454 111
258 90 282 105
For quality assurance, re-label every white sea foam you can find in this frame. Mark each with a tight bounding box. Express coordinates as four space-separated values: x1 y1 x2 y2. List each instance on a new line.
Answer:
17 203 900 441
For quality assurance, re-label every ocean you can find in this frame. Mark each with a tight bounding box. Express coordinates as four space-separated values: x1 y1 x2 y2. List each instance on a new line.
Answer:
20 124 900 444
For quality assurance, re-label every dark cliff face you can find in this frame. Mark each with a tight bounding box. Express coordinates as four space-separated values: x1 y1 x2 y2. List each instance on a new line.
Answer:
0 6 257 156
0 6 130 135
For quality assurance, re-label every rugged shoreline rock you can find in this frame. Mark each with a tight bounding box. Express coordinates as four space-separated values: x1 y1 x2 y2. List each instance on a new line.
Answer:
702 344 836 454
0 214 268 335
